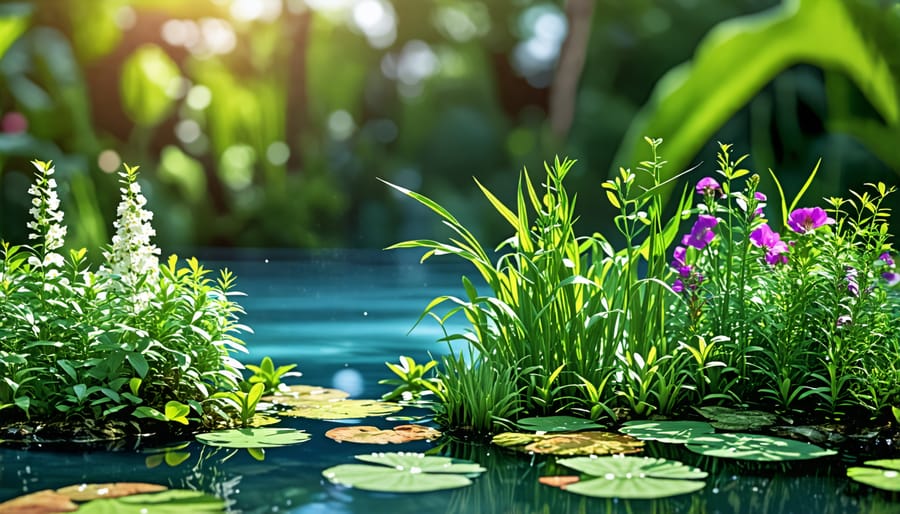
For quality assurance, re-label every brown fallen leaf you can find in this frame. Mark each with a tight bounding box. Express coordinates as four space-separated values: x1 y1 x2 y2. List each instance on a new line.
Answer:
0 489 78 514
325 425 442 444
538 476 581 488
55 482 167 502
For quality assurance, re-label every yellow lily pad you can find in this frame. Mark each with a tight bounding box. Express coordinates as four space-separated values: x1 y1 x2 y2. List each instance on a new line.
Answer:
264 385 350 405
492 431 644 456
325 425 442 444
280 399 402 420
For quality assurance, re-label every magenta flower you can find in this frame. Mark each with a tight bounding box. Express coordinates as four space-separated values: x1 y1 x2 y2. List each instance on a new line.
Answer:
755 192 767 201
682 215 719 249
672 246 692 277
787 207 834 234
753 192 766 217
696 177 721 196
749 223 789 265
672 279 685 293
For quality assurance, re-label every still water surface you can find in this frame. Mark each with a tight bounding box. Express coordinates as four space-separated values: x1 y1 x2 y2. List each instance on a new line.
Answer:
0 251 896 513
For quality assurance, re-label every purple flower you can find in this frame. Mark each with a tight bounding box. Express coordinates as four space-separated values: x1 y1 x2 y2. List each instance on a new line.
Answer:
846 267 859 297
749 223 789 265
681 215 719 249
836 314 852 327
672 279 685 293
883 272 900 286
696 177 721 196
787 207 834 234
754 192 767 201
753 192 766 217
879 252 895 268
671 246 692 277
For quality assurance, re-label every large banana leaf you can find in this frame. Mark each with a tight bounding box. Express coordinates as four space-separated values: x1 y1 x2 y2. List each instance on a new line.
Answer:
613 0 899 189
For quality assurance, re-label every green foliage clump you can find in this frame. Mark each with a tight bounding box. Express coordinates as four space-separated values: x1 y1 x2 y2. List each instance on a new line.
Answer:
386 139 900 436
0 160 250 433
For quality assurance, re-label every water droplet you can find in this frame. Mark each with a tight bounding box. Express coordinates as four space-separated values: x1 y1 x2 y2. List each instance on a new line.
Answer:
409 466 422 474
604 473 615 480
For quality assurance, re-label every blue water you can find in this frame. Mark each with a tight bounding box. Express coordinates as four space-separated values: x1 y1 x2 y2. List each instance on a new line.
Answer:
0 250 897 513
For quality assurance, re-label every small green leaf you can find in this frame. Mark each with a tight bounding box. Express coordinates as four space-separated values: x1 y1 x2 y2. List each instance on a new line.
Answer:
164 401 190 425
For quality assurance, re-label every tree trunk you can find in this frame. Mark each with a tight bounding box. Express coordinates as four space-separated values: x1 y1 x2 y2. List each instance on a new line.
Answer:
549 0 596 140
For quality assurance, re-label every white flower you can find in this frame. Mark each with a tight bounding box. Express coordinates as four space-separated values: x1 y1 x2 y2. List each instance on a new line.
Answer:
27 160 67 266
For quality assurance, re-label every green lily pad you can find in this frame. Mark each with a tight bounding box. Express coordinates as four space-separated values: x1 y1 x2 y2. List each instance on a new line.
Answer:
264 384 350 405
693 406 776 431
685 433 837 461
75 490 224 514
492 431 644 456
322 452 486 493
847 459 900 492
516 416 603 433
554 456 707 499
195 428 311 448
281 399 402 420
619 420 715 444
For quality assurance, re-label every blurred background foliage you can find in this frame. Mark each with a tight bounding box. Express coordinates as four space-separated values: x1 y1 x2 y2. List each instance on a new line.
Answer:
0 0 897 252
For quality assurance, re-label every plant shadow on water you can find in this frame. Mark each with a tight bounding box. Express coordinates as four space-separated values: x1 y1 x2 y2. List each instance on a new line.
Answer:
0 251 898 513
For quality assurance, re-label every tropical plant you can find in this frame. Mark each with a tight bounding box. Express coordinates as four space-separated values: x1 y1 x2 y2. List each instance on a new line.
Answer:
0 160 252 436
245 356 301 395
379 355 440 402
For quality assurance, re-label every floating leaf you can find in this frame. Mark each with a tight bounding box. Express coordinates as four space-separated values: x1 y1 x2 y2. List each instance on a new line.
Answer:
619 420 714 444
56 483 167 501
247 414 280 428
847 459 900 492
554 456 707 499
281 399 402 420
75 490 224 514
492 431 644 456
516 416 603 433
685 433 837 461
325 425 442 444
0 490 77 513
322 452 486 493
264 385 349 405
693 406 776 431
195 428 310 448
538 476 580 488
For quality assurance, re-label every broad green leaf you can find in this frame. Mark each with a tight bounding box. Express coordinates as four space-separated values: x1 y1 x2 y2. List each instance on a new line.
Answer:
164 401 190 425
195 427 310 448
0 3 32 60
693 406 776 431
322 452 486 493
685 433 837 461
614 0 899 198
126 352 149 379
325 425 442 444
619 420 715 444
492 431 644 456
847 459 900 492
75 490 224 514
280 399 402 420
556 456 707 499
120 44 181 126
515 416 603 433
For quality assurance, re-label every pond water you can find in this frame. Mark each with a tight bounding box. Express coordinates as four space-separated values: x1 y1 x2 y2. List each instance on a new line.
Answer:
0 250 897 513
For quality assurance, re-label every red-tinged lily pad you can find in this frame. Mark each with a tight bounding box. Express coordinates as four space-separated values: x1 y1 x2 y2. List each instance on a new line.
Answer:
619 420 715 444
280 399 402 420
492 431 644 456
56 482 168 501
538 476 580 488
264 385 350 405
847 459 900 492
685 433 837 461
0 490 77 513
325 425 442 444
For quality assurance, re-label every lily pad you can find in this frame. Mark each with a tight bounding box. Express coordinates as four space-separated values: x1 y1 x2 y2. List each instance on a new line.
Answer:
492 431 644 456
685 433 837 461
281 399 402 420
195 427 311 448
247 414 281 428
847 459 900 492
56 483 168 501
75 490 224 514
554 456 707 499
516 416 603 433
619 420 715 444
325 425 442 444
0 490 78 513
538 476 580 488
322 452 486 493
264 384 350 405
694 406 776 431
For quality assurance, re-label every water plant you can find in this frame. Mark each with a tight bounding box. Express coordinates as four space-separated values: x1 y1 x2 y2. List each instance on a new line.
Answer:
0 160 251 437
384 139 899 435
